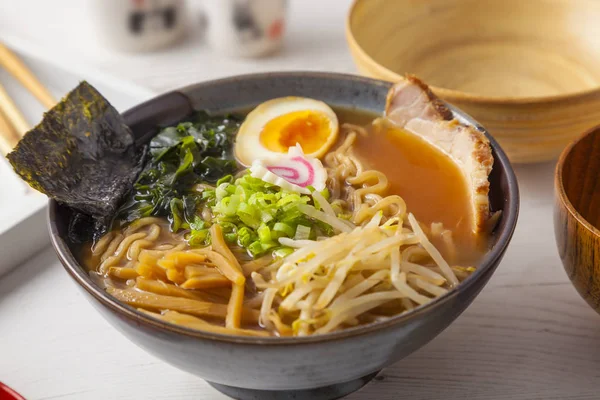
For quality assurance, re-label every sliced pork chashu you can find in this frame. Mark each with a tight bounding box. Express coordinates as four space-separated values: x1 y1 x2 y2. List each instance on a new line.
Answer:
384 76 493 234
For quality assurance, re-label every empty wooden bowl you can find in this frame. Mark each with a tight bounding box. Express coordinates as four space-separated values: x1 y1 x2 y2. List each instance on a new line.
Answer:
346 0 600 163
555 125 600 313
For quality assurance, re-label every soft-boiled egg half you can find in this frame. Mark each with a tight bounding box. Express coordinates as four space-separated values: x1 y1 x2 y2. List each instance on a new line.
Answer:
234 97 339 166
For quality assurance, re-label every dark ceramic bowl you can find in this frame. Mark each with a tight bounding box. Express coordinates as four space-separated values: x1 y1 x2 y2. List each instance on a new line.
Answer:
49 72 519 400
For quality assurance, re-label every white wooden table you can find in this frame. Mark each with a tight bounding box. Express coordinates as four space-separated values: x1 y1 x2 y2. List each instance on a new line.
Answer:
2 2 600 399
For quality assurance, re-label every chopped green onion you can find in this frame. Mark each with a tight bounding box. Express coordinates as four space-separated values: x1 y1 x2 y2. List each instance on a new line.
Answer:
237 202 260 229
197 172 338 258
216 174 234 186
224 232 238 243
216 183 230 201
260 210 275 223
215 194 240 216
247 241 265 257
225 184 237 195
258 223 272 243
189 216 207 230
294 225 311 240
202 189 216 200
272 222 294 238
238 226 256 248
188 229 209 246
273 247 295 258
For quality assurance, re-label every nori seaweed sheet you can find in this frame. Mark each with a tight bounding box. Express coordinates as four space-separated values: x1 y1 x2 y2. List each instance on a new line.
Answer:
7 81 145 242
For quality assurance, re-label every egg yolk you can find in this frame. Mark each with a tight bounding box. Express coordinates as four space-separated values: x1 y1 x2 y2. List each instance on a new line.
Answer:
259 110 331 154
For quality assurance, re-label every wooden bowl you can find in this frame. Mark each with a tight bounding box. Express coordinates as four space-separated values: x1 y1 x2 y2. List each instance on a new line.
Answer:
555 126 600 313
346 0 600 163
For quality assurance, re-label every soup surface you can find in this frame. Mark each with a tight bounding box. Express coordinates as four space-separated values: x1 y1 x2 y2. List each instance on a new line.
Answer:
355 125 470 233
338 109 485 266
82 105 491 337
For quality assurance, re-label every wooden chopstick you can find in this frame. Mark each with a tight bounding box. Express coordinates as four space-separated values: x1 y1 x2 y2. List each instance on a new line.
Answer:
0 42 56 109
0 108 32 195
0 108 19 156
0 81 29 136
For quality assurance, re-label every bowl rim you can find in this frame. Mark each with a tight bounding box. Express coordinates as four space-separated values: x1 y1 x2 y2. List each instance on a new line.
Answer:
555 125 600 238
346 0 600 105
48 71 520 345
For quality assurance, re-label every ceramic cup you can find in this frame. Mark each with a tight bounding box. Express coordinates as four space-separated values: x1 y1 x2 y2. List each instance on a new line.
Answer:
203 0 287 57
93 0 187 52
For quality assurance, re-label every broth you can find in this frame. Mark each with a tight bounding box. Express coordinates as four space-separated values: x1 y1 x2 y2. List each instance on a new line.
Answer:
336 108 486 266
355 126 471 234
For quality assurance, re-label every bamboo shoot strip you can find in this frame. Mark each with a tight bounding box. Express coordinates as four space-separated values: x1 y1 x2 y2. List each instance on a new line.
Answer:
139 310 269 337
227 284 245 329
107 287 259 323
180 275 231 289
210 225 246 329
135 277 228 303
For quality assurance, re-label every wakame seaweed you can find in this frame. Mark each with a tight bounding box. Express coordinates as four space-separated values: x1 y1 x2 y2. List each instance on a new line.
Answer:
116 112 241 230
7 81 145 242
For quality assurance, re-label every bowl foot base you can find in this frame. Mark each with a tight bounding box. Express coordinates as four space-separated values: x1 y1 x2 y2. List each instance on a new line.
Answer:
207 370 380 400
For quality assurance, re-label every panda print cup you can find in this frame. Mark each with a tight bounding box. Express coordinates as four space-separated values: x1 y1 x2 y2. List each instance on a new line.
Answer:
203 0 287 58
93 0 187 52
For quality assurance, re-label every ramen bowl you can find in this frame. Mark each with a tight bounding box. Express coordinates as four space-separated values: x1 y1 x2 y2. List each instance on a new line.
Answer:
555 125 600 313
49 72 519 400
346 0 600 163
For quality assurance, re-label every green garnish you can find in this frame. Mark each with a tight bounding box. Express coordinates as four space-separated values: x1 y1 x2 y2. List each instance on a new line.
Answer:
117 112 241 229
191 173 334 258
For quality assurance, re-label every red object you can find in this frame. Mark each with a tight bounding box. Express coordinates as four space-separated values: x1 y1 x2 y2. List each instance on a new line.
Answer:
268 19 285 39
0 383 25 400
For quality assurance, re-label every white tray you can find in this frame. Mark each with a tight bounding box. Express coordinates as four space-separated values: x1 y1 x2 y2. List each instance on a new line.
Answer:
0 40 155 277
